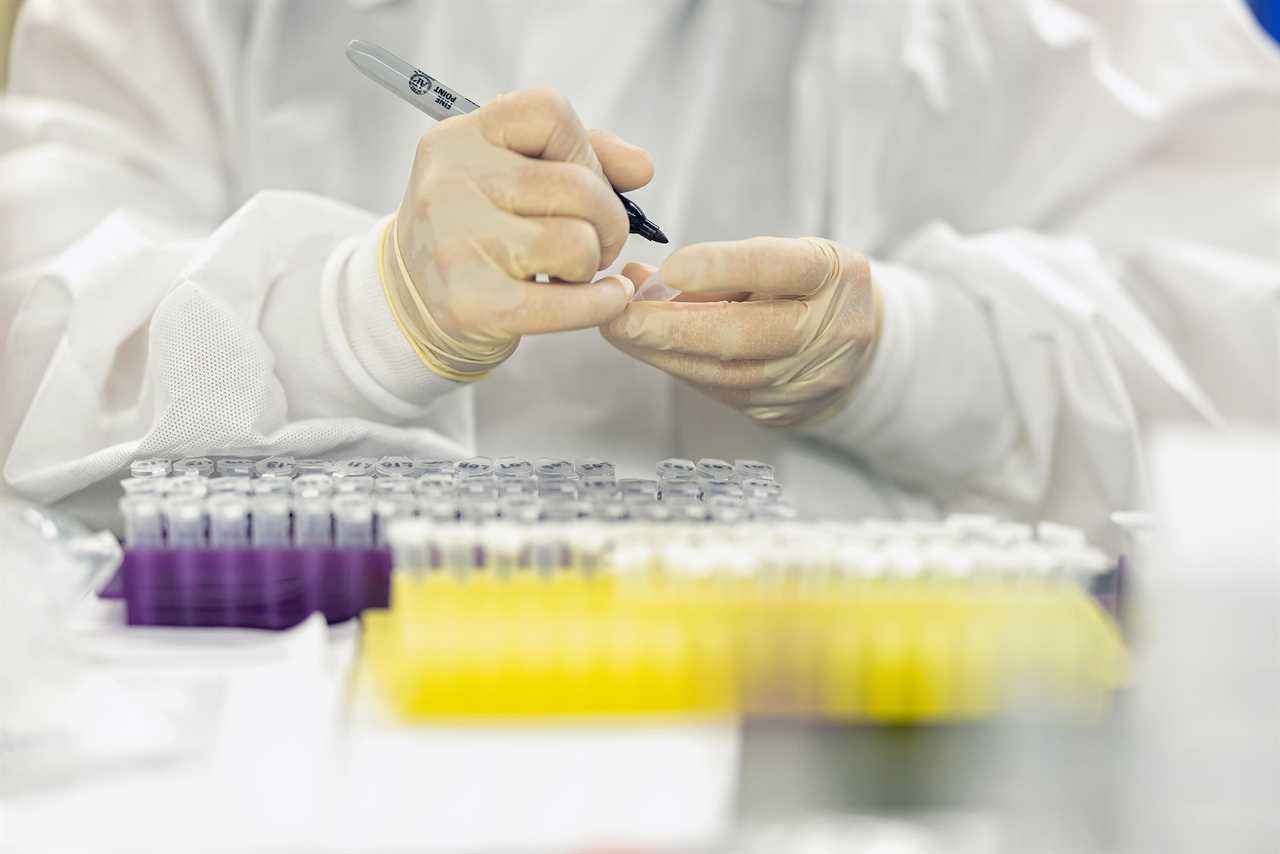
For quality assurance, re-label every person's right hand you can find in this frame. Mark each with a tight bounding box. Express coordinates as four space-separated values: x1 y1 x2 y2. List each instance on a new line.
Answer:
379 88 654 382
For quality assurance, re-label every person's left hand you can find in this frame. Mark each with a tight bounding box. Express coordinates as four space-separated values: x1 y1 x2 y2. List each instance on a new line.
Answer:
601 237 882 427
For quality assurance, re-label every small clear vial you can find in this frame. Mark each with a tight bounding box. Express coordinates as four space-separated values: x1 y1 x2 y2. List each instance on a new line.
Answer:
494 457 533 479
333 494 374 548
454 456 494 479
413 458 455 475
374 475 415 495
695 458 735 482
579 476 619 499
538 480 579 500
659 481 702 502
294 458 333 475
291 473 333 497
703 480 745 499
457 479 499 501
415 473 455 496
741 478 782 500
208 476 253 496
215 458 256 477
374 495 417 547
332 458 377 479
121 477 164 496
252 478 291 496
251 494 292 547
619 478 660 499
671 501 710 523
163 496 206 547
498 477 536 497
172 457 215 478
656 458 696 481
375 455 416 478
256 456 296 479
385 517 434 573
333 475 375 494
575 458 615 480
459 498 501 524
119 496 165 547
294 496 333 547
207 494 250 547
589 501 629 523
534 458 576 480
130 458 172 478
163 475 208 499
734 459 775 481
417 498 459 525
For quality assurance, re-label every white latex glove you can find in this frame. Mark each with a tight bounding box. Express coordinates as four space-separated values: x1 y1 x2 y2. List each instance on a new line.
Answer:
602 237 882 427
380 88 653 381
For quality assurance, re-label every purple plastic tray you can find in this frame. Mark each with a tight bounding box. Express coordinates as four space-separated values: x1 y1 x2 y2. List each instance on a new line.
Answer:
102 547 391 630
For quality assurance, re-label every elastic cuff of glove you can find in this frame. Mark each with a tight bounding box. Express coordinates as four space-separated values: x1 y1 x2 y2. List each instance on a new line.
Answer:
337 217 462 408
800 260 928 446
379 217 517 383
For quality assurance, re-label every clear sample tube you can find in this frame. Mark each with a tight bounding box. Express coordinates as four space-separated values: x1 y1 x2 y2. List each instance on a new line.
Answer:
121 476 164 496
173 457 215 477
374 495 416 546
498 477 536 497
734 459 775 481
413 458 455 475
460 498 501 524
332 458 377 478
575 458 615 480
291 473 333 497
704 480 745 499
415 473 456 496
741 478 782 500
695 457 735 482
119 496 165 547
659 481 702 502
374 475 415 495
538 480 579 500
589 501 629 523
656 457 696 481
534 458 575 480
294 458 333 475
386 517 434 573
374 455 416 478
333 475 374 494
418 498 459 525
251 494 292 547
256 456 296 479
294 496 332 547
333 494 374 548
619 477 660 498
579 477 620 500
130 458 172 478
457 479 499 501
215 457 256 477
163 475 209 499
209 476 253 496
252 478 291 496
163 496 206 547
494 457 533 479
207 494 250 547
454 456 494 479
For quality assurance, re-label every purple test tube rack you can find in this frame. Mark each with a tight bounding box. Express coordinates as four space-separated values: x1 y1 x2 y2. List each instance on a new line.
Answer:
100 547 391 630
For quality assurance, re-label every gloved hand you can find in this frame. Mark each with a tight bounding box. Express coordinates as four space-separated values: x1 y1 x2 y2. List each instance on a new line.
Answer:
380 88 653 381
602 237 882 427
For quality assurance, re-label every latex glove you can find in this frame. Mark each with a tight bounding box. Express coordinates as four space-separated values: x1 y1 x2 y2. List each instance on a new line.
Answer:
602 237 882 427
380 88 653 382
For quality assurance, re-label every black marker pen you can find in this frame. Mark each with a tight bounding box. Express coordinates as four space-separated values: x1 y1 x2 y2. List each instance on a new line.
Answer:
346 39 668 244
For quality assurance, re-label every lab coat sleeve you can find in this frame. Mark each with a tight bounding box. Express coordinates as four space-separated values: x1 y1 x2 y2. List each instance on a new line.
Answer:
0 0 466 504
801 0 1280 536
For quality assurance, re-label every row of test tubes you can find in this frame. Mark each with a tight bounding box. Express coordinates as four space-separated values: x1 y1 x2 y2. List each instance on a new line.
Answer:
118 454 789 549
385 513 1113 579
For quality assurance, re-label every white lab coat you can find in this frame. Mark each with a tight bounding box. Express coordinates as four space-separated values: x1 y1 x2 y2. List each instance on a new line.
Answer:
1 0 1278 544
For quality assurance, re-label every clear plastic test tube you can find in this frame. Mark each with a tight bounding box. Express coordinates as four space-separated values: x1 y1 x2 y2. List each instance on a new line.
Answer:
619 478 660 499
656 457 696 481
333 475 375 494
291 473 333 497
130 458 172 478
208 476 253 496
215 457 256 477
454 456 494 479
734 459 775 481
539 479 578 500
253 478 291 496
333 494 374 548
534 458 575 480
413 458 454 475
575 458 615 480
294 458 333 475
695 457 735 482
375 455 416 477
119 496 165 547
659 481 702 502
207 494 250 547
256 456 296 479
251 494 292 547
163 496 206 547
294 496 332 547
415 473 456 497
173 457 214 477
374 475 415 495
494 457 533 479
374 495 416 546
